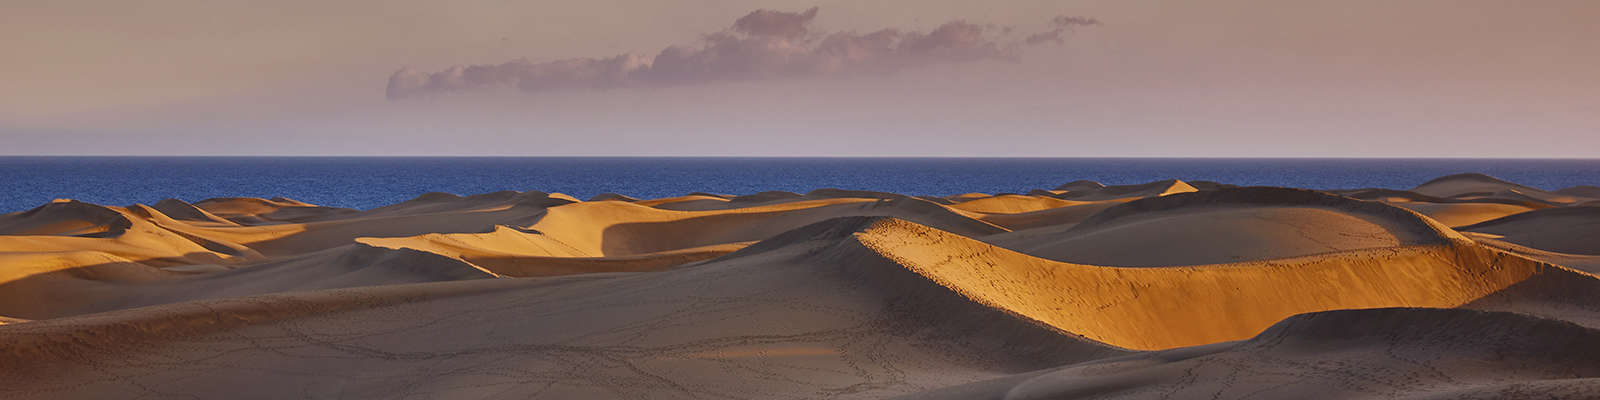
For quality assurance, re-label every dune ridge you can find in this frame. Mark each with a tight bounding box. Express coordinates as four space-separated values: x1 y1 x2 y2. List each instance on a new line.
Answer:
985 187 1465 266
851 216 1578 350
2 173 1599 398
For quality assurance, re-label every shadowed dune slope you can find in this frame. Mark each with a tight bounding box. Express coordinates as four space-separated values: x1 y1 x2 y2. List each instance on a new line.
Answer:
356 190 575 218
905 308 1600 399
642 191 829 211
3 214 1590 398
193 197 359 224
0 243 495 320
0 217 1118 399
586 192 640 202
732 190 806 203
151 199 239 226
2 174 1597 398
0 200 132 237
1391 201 1540 227
1466 234 1600 275
1413 173 1589 205
1050 179 1198 201
1054 180 1106 191
1338 187 1552 208
988 187 1457 266
1558 185 1600 198
971 200 1129 232
0 251 175 319
631 194 734 210
1334 187 1548 226
942 192 993 202
166 195 567 257
806 188 907 200
1459 206 1600 255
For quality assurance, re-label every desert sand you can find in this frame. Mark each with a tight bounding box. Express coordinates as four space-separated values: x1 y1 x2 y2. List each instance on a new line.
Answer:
1 173 1598 399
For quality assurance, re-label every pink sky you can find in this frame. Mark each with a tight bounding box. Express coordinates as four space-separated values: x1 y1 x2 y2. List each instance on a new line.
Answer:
2 0 1597 157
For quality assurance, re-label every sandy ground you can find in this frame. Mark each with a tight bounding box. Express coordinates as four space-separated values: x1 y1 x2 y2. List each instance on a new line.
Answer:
1 173 1597 399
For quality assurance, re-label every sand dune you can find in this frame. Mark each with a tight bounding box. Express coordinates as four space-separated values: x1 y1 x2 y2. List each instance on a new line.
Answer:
357 226 742 277
1413 173 1590 205
1055 180 1107 191
632 194 736 210
853 216 1584 350
0 199 134 236
525 196 1005 256
945 194 1083 214
1467 233 1600 275
151 198 240 226
1334 187 1550 226
586 192 641 202
941 192 993 202
0 201 239 266
3 213 1589 398
1558 185 1600 198
2 174 1597 398
358 190 576 217
1049 179 1198 201
906 308 1600 399
0 243 495 320
167 192 572 256
1459 206 1600 255
1337 187 1552 208
970 199 1128 231
194 196 359 224
1390 201 1539 227
0 251 175 319
0 217 1119 399
987 187 1453 266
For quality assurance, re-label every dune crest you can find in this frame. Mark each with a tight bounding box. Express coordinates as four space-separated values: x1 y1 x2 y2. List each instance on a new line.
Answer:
987 187 1463 266
356 226 738 276
1413 172 1590 205
2 173 1598 398
850 216 1570 350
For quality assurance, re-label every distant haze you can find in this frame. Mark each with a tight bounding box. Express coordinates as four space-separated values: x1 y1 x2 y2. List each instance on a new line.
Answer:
2 0 1597 157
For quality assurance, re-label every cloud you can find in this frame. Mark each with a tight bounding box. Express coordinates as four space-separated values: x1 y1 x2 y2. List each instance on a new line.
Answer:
386 8 1096 100
733 6 819 38
1025 16 1102 45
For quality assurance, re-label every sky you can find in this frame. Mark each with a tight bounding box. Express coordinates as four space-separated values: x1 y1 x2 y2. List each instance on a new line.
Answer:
2 0 1597 157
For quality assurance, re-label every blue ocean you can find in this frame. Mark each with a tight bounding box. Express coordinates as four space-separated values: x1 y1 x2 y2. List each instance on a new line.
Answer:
1 157 1596 213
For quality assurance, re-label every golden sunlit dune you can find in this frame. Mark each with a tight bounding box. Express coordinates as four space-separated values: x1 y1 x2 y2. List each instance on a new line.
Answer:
986 187 1452 266
356 226 745 277
944 194 1083 214
853 215 1586 350
524 196 1005 256
1 174 1597 399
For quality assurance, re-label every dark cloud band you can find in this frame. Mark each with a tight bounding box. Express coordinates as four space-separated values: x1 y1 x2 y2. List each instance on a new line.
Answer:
386 7 1095 99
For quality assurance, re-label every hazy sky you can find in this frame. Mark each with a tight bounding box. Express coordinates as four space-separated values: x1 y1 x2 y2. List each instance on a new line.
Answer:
3 0 1596 157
